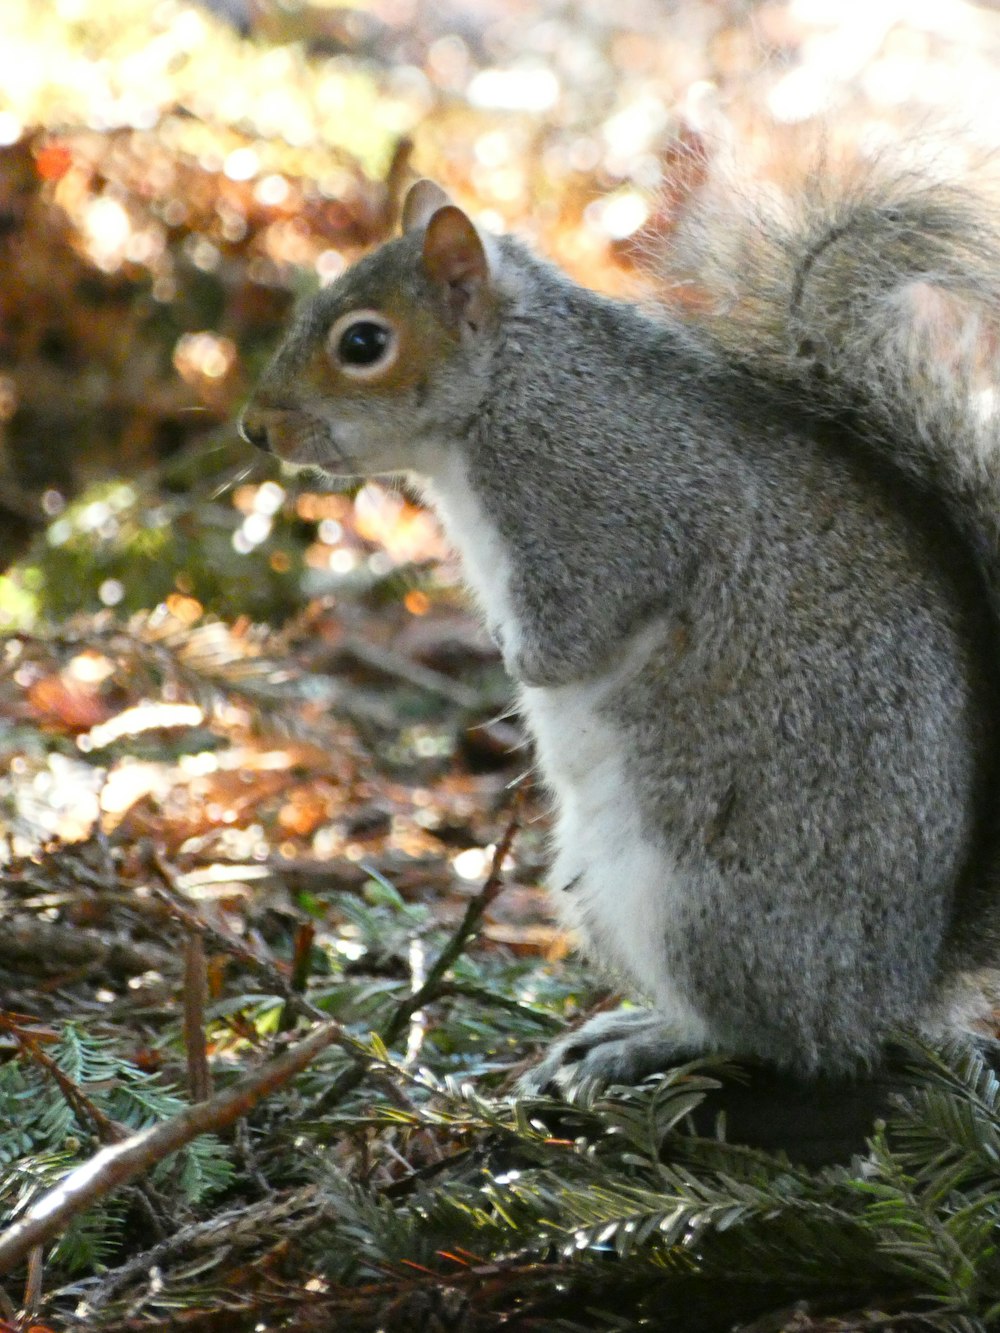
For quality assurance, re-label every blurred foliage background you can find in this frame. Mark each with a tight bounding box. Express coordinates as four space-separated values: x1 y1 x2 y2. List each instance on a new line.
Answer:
5 0 1000 1064
6 0 1000 627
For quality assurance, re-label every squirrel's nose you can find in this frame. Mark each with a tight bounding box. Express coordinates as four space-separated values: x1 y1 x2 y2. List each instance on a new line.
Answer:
239 409 271 452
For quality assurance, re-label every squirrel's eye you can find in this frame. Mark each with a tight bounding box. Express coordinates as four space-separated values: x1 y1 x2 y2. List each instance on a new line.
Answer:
337 320 391 367
327 310 398 379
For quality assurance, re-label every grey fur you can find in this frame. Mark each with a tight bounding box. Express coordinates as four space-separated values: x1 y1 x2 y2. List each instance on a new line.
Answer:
243 168 1000 1089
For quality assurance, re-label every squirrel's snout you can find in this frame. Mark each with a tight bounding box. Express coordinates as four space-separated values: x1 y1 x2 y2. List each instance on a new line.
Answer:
239 409 271 452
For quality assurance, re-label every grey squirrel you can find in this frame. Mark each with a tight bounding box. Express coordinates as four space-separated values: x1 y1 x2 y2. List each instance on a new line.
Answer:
240 149 1000 1150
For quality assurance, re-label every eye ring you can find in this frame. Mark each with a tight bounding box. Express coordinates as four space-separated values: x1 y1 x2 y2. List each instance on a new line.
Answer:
327 309 399 380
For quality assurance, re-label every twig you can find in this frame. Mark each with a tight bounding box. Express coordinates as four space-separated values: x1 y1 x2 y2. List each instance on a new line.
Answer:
0 1020 347 1277
279 921 316 1033
149 849 328 1026
391 795 521 1035
183 931 211 1103
311 794 522 1114
338 636 481 709
405 935 428 1065
23 1244 42 1320
0 917 170 978
380 134 414 237
53 1186 324 1314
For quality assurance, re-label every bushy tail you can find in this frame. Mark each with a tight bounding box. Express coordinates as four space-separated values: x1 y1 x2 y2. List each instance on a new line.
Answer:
663 145 1000 617
658 139 1000 975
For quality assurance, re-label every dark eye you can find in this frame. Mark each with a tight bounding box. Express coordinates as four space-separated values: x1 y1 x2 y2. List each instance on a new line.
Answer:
337 320 390 367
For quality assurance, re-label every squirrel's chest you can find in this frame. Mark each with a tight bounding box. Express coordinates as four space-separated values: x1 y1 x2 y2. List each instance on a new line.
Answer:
418 459 524 666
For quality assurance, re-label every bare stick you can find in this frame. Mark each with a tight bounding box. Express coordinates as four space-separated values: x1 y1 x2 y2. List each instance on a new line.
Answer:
279 920 316 1033
0 1020 345 1277
149 849 329 1026
23 1244 42 1320
338 636 480 709
312 794 522 1113
183 931 211 1103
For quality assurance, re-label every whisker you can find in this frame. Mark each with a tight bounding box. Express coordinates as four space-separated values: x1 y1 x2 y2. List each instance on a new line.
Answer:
192 440 234 457
484 703 522 726
209 464 255 500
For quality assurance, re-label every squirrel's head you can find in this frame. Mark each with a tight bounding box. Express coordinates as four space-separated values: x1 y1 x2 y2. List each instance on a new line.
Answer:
239 180 500 478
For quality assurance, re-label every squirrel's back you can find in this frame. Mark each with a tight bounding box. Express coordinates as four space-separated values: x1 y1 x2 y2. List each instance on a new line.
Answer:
655 139 1000 976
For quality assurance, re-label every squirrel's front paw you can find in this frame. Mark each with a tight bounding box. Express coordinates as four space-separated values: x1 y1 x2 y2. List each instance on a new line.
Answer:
518 1009 698 1095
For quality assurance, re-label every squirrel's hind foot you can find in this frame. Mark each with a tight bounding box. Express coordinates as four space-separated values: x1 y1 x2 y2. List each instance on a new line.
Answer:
517 1007 906 1166
518 1008 698 1095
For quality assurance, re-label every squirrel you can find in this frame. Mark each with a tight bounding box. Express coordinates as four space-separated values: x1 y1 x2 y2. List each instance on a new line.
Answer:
240 145 1000 1161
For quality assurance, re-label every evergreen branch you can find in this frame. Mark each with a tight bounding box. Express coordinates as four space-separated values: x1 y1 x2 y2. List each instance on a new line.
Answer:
0 1014 124 1147
0 1019 346 1276
433 981 563 1030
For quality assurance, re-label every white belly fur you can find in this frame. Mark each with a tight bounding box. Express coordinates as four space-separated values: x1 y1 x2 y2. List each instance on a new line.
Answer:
521 658 709 1044
420 458 708 1043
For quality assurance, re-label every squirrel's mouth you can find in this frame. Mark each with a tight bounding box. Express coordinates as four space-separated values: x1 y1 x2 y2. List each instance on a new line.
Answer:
264 413 366 475
276 444 362 477
312 435 366 474
317 456 363 477
240 401 398 478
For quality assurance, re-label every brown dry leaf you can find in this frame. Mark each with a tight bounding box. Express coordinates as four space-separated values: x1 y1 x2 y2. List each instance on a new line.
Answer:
276 784 336 838
482 921 572 958
25 672 117 732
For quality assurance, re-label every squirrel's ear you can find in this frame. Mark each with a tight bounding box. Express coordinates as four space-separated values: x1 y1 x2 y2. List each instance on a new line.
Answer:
402 179 452 233
421 205 490 327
